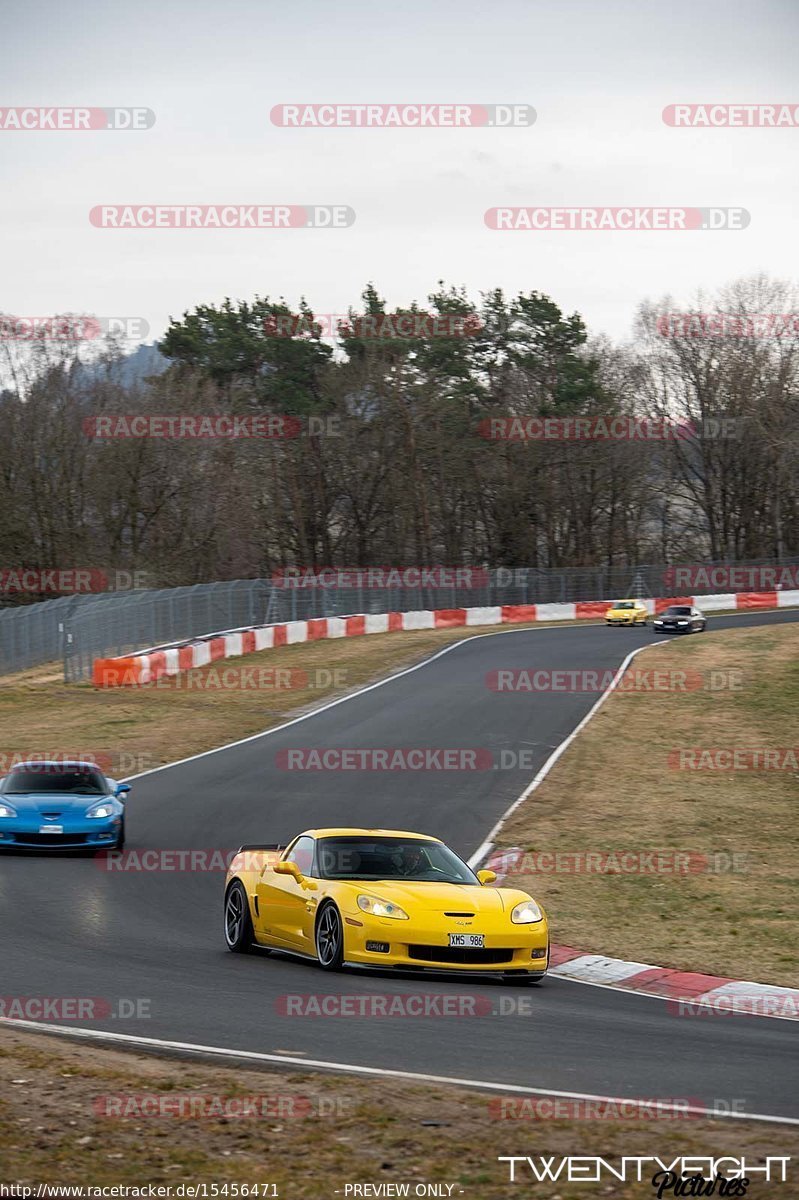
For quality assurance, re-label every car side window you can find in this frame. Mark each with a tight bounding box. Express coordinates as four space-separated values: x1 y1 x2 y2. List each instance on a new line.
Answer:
286 835 315 876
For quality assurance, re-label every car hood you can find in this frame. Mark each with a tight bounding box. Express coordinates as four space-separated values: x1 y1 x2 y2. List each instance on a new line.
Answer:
1 792 113 817
340 880 532 913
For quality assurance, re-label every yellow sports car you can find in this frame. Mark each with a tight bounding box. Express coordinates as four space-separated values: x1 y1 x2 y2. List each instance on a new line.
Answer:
224 828 549 983
605 598 648 626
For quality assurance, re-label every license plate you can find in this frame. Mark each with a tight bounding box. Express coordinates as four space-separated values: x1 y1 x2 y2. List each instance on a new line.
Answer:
40 825 63 834
448 933 484 948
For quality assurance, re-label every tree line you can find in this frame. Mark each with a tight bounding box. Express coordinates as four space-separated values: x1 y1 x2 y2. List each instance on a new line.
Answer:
1 274 797 600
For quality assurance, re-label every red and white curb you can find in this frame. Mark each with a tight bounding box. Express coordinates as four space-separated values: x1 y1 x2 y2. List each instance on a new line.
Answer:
92 589 799 686
484 848 799 1020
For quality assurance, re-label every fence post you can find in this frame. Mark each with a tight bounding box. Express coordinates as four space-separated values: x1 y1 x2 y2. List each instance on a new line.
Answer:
60 597 77 682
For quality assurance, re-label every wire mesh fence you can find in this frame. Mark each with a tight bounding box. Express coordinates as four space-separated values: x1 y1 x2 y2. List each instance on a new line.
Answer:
1 558 797 682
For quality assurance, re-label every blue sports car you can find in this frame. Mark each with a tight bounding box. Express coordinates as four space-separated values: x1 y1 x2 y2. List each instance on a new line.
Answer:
0 760 130 850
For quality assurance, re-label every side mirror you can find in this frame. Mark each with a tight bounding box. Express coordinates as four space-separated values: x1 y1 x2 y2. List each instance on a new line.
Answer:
274 859 303 881
477 869 497 885
115 783 131 800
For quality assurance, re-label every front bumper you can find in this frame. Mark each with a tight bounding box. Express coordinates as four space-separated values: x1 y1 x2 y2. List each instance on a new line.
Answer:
343 915 549 975
0 818 121 849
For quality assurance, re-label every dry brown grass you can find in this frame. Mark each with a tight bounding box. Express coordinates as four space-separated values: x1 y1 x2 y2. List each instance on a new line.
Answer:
502 623 799 985
0 620 564 775
1 1028 796 1197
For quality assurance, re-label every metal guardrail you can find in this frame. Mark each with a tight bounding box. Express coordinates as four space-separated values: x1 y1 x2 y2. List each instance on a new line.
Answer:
1 559 798 682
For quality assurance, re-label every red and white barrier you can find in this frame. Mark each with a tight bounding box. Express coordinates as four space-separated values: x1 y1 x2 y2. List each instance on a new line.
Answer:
92 590 797 686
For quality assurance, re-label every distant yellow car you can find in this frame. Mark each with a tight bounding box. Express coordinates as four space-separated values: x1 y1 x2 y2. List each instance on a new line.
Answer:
605 598 648 626
224 828 549 983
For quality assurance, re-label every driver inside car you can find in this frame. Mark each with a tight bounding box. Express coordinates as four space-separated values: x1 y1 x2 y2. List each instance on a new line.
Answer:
392 843 428 877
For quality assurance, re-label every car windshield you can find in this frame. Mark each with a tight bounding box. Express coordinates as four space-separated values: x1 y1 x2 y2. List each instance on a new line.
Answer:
664 606 692 616
317 837 479 884
614 601 635 609
2 766 107 795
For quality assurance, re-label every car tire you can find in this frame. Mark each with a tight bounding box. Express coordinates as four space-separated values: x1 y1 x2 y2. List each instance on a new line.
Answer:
114 819 125 851
224 881 255 954
315 902 344 971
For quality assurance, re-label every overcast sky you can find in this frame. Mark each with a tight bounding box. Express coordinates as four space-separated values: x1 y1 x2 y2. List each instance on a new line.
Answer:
2 0 797 347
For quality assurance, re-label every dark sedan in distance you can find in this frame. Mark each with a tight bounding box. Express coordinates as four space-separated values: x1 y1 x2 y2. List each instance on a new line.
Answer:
653 605 707 634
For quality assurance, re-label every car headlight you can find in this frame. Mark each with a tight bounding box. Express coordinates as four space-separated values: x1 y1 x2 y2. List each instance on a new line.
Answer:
511 899 543 924
357 895 409 920
86 802 114 819
0 803 17 818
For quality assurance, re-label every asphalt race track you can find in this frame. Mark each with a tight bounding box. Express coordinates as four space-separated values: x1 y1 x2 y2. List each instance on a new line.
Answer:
3 609 799 1119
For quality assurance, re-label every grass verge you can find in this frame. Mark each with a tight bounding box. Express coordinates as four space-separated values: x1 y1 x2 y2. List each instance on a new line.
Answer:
0 620 557 774
501 622 799 986
1 1028 796 1198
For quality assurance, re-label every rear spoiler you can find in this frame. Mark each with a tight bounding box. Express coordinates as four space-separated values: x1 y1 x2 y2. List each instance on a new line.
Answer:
229 844 284 873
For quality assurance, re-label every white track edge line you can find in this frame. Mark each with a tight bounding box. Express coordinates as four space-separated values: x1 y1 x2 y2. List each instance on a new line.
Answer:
539 973 799 1021
119 620 605 783
118 615 797 1019
464 635 799 1017
121 608 795 783
1 1018 796 1126
467 641 666 865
